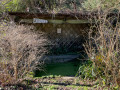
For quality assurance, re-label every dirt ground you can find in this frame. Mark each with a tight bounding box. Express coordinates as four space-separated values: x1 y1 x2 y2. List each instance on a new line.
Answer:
0 76 105 90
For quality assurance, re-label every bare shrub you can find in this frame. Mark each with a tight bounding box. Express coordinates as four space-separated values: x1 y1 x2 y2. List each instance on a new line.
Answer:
84 12 120 88
0 22 47 85
82 0 120 88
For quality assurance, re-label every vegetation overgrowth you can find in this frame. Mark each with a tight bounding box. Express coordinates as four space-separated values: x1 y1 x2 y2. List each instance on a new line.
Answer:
0 0 82 13
81 0 120 89
0 0 120 89
0 22 48 87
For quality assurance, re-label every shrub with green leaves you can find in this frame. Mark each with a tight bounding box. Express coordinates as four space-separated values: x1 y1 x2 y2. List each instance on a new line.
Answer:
76 60 103 80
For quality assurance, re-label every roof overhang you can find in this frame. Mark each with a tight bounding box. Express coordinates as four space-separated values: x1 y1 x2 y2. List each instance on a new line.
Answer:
8 12 92 20
8 12 119 24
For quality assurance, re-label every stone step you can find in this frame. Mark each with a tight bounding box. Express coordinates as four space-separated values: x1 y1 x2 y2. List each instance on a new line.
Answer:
41 54 80 63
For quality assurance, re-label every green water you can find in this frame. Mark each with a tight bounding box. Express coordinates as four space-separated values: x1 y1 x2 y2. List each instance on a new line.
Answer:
35 59 81 77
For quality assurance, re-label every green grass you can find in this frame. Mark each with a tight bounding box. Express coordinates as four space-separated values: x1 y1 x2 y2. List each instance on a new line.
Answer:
35 59 81 77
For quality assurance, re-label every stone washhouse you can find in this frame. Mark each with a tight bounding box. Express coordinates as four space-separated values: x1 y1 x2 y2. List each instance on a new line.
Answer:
8 12 91 63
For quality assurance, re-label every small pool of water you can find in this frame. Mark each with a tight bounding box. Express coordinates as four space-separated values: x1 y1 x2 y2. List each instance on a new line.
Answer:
35 59 82 77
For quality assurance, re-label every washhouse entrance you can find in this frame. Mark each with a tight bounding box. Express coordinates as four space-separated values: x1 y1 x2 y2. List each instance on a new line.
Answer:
34 23 89 77
8 12 90 76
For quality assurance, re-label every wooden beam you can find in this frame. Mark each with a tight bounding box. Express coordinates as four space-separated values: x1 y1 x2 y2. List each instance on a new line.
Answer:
19 19 90 24
48 20 65 24
66 20 90 24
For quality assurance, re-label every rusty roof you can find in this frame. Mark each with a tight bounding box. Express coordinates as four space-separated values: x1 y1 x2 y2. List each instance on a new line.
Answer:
8 11 120 21
8 12 95 20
